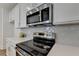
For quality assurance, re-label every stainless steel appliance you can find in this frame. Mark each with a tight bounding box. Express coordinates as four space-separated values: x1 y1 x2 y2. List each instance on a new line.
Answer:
16 32 55 56
26 3 53 26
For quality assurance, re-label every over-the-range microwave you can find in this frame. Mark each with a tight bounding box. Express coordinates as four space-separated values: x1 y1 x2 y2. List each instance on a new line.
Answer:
26 3 53 26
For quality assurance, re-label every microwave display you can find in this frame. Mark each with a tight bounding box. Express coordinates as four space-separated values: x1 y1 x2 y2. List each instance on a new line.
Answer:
27 11 40 24
41 7 49 21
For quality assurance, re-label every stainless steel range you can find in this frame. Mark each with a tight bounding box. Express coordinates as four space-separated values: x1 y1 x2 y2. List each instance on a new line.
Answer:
16 32 56 56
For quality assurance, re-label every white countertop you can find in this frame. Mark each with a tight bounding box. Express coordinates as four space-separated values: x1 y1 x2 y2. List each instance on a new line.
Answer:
48 43 79 56
6 37 32 44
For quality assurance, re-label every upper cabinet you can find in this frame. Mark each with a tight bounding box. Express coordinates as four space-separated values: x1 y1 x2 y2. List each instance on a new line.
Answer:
9 7 15 23
14 5 20 28
19 3 41 28
19 3 31 28
9 4 20 28
54 3 79 25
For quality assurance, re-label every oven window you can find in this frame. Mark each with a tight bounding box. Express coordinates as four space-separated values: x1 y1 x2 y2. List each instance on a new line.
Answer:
41 7 49 21
27 11 40 24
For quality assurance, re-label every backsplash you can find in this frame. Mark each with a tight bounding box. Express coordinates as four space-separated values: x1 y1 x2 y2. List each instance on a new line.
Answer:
20 27 55 40
21 24 79 47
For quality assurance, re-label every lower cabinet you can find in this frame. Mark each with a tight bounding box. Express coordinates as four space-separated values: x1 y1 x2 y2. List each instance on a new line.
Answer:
6 39 16 56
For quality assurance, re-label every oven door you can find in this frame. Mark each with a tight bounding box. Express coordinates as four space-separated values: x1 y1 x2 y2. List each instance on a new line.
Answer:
16 49 23 56
16 47 31 56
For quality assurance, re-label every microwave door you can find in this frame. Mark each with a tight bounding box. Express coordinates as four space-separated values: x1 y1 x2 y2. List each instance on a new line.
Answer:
27 11 40 25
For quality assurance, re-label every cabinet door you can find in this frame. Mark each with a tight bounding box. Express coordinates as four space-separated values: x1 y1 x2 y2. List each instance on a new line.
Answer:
6 40 16 56
19 3 33 28
54 3 79 25
9 44 16 56
19 4 27 28
9 11 12 22
7 46 15 56
6 40 9 56
9 8 15 23
14 4 20 28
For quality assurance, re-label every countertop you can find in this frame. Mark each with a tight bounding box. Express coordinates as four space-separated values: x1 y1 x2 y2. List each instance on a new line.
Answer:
6 37 32 44
48 43 79 56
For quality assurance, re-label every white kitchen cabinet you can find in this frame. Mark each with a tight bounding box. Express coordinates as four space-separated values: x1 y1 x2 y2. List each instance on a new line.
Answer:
9 11 12 23
53 3 79 25
19 3 41 28
19 3 28 28
6 39 16 56
6 37 30 56
9 4 20 28
14 4 20 28
9 7 15 23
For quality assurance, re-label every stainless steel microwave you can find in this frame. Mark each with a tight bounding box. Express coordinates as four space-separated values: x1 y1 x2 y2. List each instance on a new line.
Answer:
26 3 53 26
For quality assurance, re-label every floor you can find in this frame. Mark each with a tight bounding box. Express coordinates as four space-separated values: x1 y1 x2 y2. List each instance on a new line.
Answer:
0 49 6 56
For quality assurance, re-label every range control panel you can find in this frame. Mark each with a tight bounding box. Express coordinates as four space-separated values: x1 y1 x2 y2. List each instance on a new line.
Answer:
33 32 56 39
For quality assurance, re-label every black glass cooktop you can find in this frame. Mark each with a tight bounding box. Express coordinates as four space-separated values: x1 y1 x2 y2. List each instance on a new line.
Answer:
16 40 52 56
